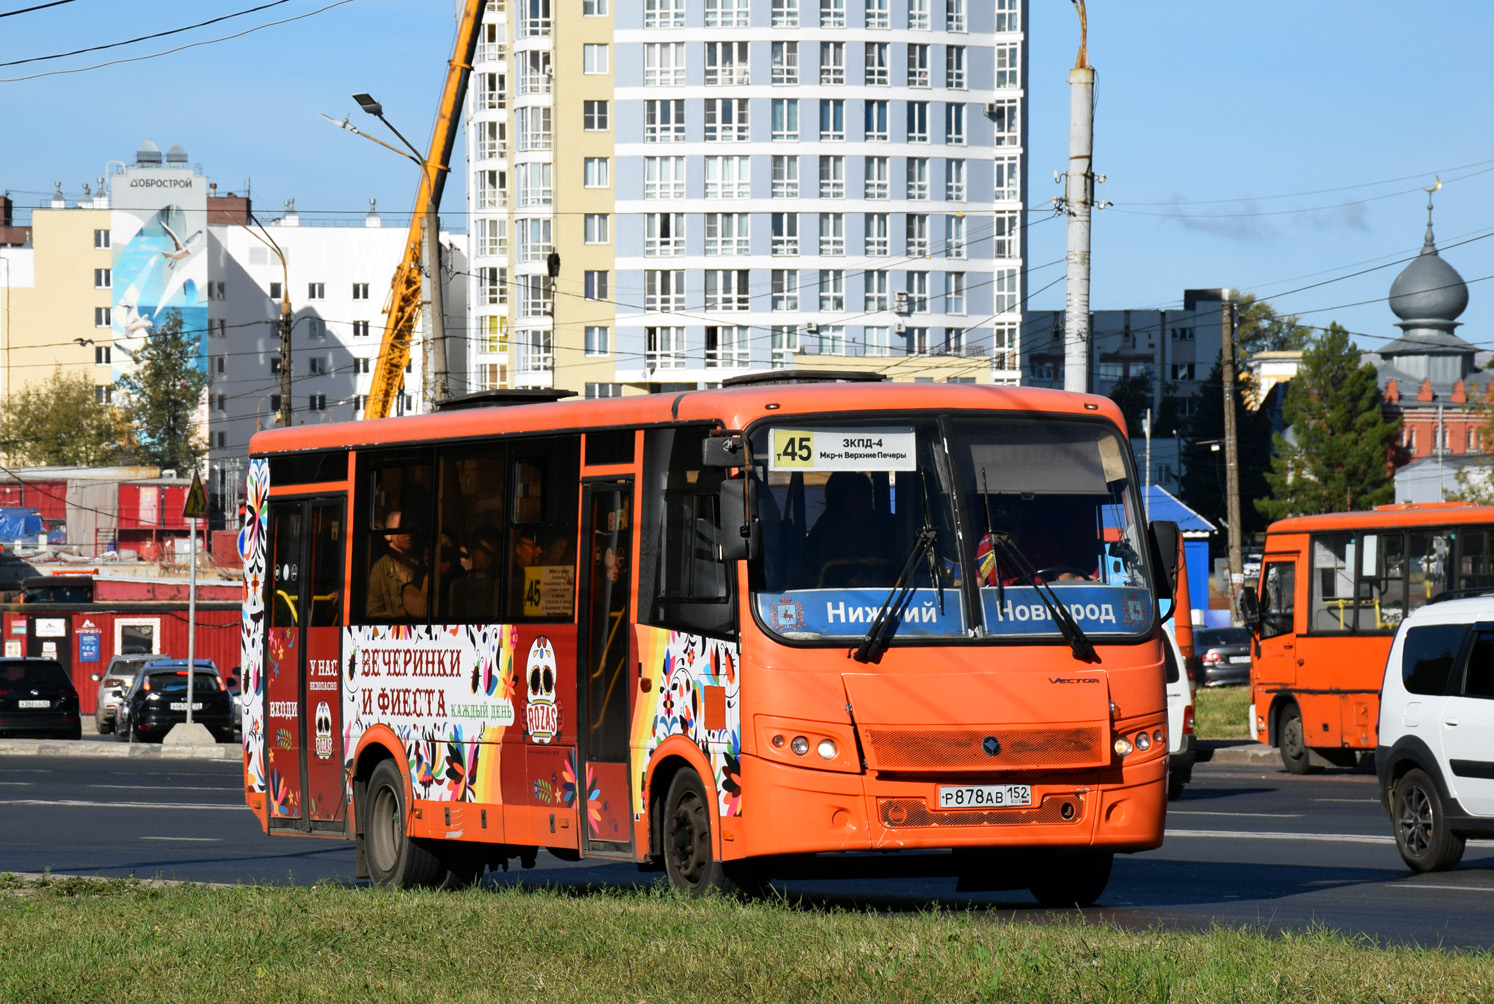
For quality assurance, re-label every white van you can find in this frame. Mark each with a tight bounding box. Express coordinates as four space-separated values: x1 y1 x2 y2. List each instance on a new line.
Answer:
1376 595 1494 872
1163 629 1196 800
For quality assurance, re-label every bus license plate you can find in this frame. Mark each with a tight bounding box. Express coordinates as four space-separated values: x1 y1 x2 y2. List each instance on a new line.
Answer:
18 700 50 709
169 702 204 711
938 784 1031 809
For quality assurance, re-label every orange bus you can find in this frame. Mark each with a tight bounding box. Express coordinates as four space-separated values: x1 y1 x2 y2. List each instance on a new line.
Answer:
237 375 1182 904
1242 502 1494 773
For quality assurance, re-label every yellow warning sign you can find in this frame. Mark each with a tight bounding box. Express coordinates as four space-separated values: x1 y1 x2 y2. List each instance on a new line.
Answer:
182 471 208 520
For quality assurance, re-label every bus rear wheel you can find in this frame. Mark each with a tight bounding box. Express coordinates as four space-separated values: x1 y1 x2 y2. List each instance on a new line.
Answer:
662 768 755 897
364 760 443 888
1278 705 1318 775
1028 850 1113 907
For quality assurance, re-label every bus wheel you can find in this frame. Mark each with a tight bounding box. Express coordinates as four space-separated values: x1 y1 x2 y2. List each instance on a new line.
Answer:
1278 706 1318 775
1393 769 1465 873
1028 851 1113 907
663 768 750 897
364 760 443 888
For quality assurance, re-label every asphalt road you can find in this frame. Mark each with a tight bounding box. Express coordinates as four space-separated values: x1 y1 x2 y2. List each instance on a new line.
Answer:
1 754 1491 949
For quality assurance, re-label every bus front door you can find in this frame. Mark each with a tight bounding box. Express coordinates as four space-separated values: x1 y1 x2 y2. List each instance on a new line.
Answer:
578 480 636 857
265 499 347 833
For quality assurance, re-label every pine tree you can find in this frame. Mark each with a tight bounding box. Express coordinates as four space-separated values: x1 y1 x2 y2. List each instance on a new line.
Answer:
4 368 125 466
1178 357 1273 534
117 308 210 472
1256 323 1399 519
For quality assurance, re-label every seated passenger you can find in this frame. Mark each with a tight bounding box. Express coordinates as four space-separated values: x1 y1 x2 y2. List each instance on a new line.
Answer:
450 524 501 620
365 511 428 618
803 472 898 588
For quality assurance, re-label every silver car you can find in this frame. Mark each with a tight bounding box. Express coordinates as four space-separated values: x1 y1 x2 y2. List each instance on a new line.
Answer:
93 654 156 734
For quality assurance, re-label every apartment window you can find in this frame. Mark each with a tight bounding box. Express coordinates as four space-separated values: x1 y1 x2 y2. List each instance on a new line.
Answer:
907 0 929 29
585 271 609 300
94 268 111 289
818 155 845 199
93 229 110 249
819 99 845 140
946 272 966 314
645 156 687 199
865 0 888 28
644 100 685 143
864 156 889 199
994 269 1018 314
269 281 282 300
96 385 111 404
519 162 554 206
770 326 800 367
645 213 686 255
820 0 845 27
864 99 888 141
771 155 799 198
705 42 750 86
706 0 750 26
942 159 966 202
704 155 751 199
820 42 845 84
644 42 686 85
818 270 845 311
907 44 930 87
210 281 226 300
306 317 327 340
270 394 282 413
906 214 929 256
518 0 551 36
814 325 844 355
705 213 751 256
583 43 609 74
584 214 610 245
942 328 967 356
94 306 111 327
1171 363 1197 381
819 213 845 256
992 323 1017 371
305 282 323 299
994 212 1019 258
308 395 327 412
946 45 966 89
518 106 553 150
349 282 368 300
480 315 505 352
646 326 686 369
996 44 1020 89
585 326 611 356
584 0 608 15
864 270 889 310
772 41 799 85
864 214 889 256
945 103 966 145
645 270 687 313
865 326 890 356
477 70 508 108
308 355 329 375
353 320 371 337
586 382 623 399
771 213 799 255
945 0 965 32
644 0 684 27
518 329 554 372
906 157 929 200
355 358 371 374
210 318 226 338
476 121 506 160
771 270 799 311
771 98 799 141
705 270 751 311
907 101 929 142
772 0 799 26
518 217 554 261
584 100 610 131
705 98 750 142
214 392 226 412
476 217 507 256
946 215 966 259
996 0 1019 31
475 169 507 209
1171 326 1196 341
518 51 551 95
584 157 610 188
519 275 554 317
907 272 929 313
96 345 112 365
706 326 749 368
991 99 1018 146
996 155 1020 202
481 267 509 306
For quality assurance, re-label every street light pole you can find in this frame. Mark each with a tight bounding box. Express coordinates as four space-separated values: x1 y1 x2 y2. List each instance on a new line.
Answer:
242 210 292 427
1222 301 1244 623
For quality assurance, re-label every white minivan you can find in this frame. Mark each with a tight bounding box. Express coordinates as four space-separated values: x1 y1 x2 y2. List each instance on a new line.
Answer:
1376 595 1494 872
1163 629 1196 801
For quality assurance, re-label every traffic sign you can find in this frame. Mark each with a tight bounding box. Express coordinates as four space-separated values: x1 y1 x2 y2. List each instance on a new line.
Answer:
182 471 208 519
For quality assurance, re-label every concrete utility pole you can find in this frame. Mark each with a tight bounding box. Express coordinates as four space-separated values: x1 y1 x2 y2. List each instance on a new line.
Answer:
1063 0 1094 393
1222 301 1244 622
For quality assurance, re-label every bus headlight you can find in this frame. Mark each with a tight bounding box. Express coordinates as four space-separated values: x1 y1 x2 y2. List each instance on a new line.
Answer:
1134 731 1150 752
790 736 810 756
817 738 837 760
1113 737 1134 756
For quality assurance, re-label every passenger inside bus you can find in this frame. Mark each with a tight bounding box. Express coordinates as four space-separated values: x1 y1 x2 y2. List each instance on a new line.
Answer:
365 511 428 619
508 528 543 616
450 523 500 619
803 471 899 588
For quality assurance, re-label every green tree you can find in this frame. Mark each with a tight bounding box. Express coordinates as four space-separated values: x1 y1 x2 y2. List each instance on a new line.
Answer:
4 368 125 466
1231 292 1312 357
1178 357 1273 535
117 308 209 471
1256 323 1399 520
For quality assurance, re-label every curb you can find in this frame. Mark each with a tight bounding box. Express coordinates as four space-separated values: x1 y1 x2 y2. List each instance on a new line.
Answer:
0 739 241 761
1202 742 1280 766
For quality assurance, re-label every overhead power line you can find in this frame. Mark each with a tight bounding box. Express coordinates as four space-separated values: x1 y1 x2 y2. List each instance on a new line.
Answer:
0 0 78 17
0 0 296 67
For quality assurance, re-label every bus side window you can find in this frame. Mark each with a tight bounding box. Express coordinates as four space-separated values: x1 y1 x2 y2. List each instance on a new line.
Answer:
640 427 734 637
354 457 433 624
1310 534 1354 632
1260 560 1295 639
505 437 579 621
1408 531 1450 612
1355 531 1405 631
441 447 507 624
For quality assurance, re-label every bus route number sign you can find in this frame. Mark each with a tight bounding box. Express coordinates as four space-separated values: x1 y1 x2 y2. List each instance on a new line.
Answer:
769 427 917 472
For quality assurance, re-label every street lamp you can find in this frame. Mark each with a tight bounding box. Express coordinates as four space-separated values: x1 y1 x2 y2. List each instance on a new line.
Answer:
238 211 292 428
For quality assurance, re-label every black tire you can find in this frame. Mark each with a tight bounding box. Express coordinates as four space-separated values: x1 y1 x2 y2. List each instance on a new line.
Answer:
1168 777 1185 801
436 844 487 890
662 768 754 897
1028 851 1114 907
97 718 113 736
363 760 444 889
1392 768 1465 873
1278 705 1318 775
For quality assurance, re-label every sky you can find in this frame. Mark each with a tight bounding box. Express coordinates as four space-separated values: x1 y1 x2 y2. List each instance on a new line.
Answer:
3 0 1494 355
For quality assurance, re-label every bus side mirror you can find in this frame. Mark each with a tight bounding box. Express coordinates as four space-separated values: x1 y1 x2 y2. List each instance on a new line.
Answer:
1239 587 1261 627
718 479 759 562
1149 520 1180 603
701 435 744 468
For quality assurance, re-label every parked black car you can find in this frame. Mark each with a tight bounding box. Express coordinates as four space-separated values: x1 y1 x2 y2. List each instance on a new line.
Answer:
118 660 234 743
0 658 81 739
1189 627 1254 686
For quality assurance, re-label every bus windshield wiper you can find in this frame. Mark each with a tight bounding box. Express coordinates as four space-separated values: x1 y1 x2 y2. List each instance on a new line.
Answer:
852 524 937 665
984 531 1099 664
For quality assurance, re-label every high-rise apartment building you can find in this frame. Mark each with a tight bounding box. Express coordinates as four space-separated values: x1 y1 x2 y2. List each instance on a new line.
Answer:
463 0 1027 395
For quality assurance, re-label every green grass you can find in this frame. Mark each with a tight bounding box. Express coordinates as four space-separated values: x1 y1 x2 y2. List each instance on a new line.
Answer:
1193 685 1253 740
1 875 1491 1002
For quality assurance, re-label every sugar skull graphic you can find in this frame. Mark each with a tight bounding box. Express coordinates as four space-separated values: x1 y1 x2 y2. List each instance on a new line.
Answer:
313 701 333 760
525 636 559 743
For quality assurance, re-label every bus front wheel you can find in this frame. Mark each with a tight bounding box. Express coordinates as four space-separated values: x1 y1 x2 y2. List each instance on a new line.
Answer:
1028 850 1113 907
1278 705 1318 775
364 760 443 888
662 767 756 897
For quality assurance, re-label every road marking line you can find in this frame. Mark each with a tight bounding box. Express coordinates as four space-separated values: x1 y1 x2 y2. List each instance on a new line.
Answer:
1389 883 1494 893
1313 798 1380 803
1170 811 1303 818
90 785 228 792
140 836 220 842
0 781 34 786
1166 828 1394 845
0 799 242 811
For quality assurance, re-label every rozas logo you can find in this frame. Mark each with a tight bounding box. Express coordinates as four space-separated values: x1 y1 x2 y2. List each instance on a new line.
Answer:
525 636 559 743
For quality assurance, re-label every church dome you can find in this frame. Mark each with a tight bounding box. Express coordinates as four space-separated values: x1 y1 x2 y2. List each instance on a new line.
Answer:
1389 194 1468 326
